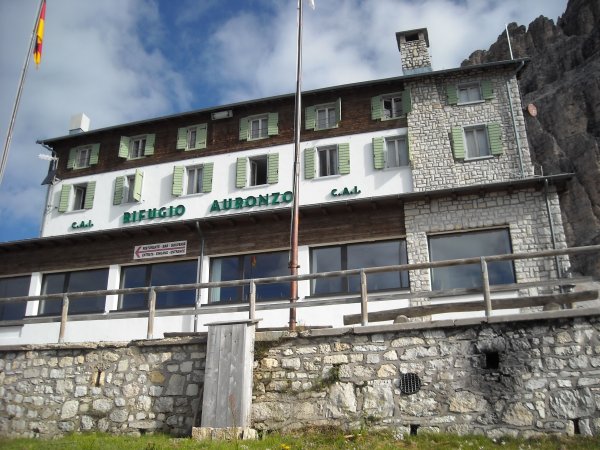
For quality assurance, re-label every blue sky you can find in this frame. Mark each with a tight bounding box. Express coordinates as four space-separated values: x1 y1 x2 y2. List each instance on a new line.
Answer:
0 0 567 243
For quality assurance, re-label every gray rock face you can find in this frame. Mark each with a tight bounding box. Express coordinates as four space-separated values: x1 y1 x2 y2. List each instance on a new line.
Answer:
463 0 600 276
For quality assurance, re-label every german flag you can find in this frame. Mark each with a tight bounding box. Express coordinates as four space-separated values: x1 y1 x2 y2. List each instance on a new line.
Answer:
33 0 46 67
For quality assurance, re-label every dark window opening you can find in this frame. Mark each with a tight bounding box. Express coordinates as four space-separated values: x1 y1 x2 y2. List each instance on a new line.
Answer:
310 240 409 296
120 260 197 311
210 251 290 303
250 156 268 186
405 33 419 42
484 351 500 370
0 276 30 321
41 269 108 315
572 418 581 435
410 424 419 435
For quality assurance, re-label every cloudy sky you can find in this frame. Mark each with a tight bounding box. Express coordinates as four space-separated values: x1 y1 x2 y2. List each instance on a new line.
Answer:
0 0 567 243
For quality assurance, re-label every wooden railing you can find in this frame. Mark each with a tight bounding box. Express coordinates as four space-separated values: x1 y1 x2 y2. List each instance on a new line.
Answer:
0 245 598 343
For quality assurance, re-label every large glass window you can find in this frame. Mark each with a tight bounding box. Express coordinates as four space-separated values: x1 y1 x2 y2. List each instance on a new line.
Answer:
311 240 409 296
318 146 339 177
464 125 491 159
210 251 290 303
0 276 30 321
120 260 198 310
40 269 108 315
429 229 515 291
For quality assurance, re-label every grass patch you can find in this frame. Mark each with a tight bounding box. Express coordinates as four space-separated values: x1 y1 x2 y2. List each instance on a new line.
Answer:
0 429 599 449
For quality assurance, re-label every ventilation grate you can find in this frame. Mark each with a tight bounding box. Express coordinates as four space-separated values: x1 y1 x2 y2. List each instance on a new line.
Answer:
399 373 422 395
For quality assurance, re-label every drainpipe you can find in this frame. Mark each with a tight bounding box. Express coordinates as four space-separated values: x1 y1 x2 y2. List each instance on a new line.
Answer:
506 61 525 178
193 220 205 333
37 142 57 237
544 179 563 281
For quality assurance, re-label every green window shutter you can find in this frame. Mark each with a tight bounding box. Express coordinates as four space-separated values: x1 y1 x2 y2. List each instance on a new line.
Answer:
90 144 100 165
118 137 130 158
267 153 279 184
133 169 144 202
447 85 458 105
176 127 187 150
305 106 315 130
197 124 207 149
451 127 465 160
172 166 184 197
58 184 71 213
335 98 342 125
236 157 247 188
488 122 503 155
372 137 384 169
67 148 76 169
371 96 382 121
84 181 96 210
113 176 124 205
202 162 214 193
338 143 350 175
481 80 494 100
267 113 279 136
144 134 155 156
239 117 249 141
402 88 412 115
304 147 315 179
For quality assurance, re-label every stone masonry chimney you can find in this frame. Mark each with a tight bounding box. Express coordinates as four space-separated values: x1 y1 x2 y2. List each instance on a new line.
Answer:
396 28 432 75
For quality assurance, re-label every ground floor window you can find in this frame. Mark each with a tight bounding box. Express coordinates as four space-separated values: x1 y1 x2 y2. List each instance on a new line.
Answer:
210 250 290 303
428 228 515 291
310 239 409 296
0 276 30 321
40 269 108 315
120 260 198 310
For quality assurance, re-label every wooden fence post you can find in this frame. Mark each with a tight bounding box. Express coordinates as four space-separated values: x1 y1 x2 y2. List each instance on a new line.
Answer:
147 288 156 339
481 257 492 317
360 269 368 326
58 294 69 344
249 280 256 321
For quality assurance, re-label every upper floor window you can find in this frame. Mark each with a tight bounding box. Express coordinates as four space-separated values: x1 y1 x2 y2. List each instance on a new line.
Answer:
0 276 30 321
58 181 96 213
113 169 144 205
67 144 100 170
451 123 502 161
304 143 350 179
371 90 411 121
429 229 515 291
235 154 279 188
305 98 341 131
172 163 214 196
385 136 409 168
239 113 278 141
118 134 155 160
176 123 207 151
310 240 409 296
447 80 493 105
119 260 197 311
40 268 108 315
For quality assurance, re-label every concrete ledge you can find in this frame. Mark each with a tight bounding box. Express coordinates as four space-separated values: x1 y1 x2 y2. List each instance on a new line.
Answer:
192 427 258 441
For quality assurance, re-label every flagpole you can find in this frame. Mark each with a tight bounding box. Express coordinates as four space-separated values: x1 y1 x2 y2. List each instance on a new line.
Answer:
289 0 304 331
0 0 45 186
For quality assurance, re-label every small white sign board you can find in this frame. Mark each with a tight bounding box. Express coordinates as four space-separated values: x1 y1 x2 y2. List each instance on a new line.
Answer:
133 240 187 260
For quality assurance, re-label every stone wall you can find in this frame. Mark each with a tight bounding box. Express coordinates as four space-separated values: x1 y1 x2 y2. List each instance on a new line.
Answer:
252 312 600 438
0 336 206 438
404 187 568 294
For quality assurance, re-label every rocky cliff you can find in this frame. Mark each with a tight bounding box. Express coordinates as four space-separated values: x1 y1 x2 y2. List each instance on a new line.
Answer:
463 0 600 276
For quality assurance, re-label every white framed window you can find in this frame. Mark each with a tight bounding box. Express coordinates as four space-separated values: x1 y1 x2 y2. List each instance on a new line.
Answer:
129 136 146 159
186 166 203 195
385 136 409 168
464 125 491 159
176 124 207 151
382 96 403 119
316 106 337 130
74 146 91 169
125 175 137 203
249 156 268 186
249 116 268 140
187 128 197 149
318 146 339 177
458 82 483 104
73 184 87 211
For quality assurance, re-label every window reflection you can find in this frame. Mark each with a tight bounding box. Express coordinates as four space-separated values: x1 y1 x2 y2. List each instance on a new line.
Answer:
210 251 290 303
41 269 108 315
0 276 30 321
429 229 515 290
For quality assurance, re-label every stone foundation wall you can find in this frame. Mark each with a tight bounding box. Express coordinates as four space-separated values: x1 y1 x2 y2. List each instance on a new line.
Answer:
252 312 600 438
0 337 206 438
